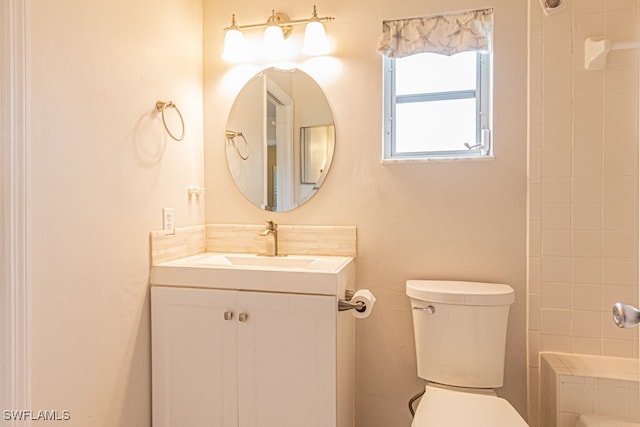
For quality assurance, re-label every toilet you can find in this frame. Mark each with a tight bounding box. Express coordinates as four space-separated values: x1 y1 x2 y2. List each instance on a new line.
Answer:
406 280 528 426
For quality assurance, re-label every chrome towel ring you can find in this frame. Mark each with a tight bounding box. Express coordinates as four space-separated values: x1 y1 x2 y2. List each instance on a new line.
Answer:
225 130 249 160
155 100 185 141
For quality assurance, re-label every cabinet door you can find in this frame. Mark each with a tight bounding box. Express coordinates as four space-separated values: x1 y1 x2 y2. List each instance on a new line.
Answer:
237 292 336 427
151 287 238 427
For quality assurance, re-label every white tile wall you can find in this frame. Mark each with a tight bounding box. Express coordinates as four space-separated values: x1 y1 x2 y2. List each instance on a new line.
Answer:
528 1 640 425
541 353 640 427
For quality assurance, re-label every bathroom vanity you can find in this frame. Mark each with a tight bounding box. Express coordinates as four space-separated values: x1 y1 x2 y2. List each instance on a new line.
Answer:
150 252 355 427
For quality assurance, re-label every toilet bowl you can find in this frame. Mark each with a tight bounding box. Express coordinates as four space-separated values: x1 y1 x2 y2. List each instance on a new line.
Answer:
412 385 527 427
406 280 528 427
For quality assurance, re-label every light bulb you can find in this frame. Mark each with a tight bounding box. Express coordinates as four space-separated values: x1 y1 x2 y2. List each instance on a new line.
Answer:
222 28 245 62
263 24 284 58
222 15 246 62
303 20 328 56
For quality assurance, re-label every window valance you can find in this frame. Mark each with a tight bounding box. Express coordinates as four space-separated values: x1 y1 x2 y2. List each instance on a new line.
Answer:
377 8 493 58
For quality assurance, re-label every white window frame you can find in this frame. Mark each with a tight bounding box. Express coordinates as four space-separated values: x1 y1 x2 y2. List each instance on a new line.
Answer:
382 51 492 161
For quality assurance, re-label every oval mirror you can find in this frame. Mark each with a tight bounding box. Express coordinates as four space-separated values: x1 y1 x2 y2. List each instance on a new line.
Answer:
225 67 335 212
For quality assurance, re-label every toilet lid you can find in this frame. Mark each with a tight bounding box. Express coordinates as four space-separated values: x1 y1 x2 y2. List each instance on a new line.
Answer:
412 387 528 427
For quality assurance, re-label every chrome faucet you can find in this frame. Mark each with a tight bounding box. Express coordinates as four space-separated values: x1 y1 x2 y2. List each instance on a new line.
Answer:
258 220 278 256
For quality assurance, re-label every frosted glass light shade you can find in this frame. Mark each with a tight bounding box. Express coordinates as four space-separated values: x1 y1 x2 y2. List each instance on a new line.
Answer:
222 28 245 62
303 20 328 55
263 24 285 58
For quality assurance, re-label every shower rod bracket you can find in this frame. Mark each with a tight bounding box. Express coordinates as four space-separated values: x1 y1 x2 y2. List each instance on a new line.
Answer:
585 37 640 70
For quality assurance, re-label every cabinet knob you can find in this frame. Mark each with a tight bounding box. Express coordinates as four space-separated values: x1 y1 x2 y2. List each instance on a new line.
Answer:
238 312 249 322
224 311 234 321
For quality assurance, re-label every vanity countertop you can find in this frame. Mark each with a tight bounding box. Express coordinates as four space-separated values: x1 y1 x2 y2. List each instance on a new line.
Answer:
150 252 355 296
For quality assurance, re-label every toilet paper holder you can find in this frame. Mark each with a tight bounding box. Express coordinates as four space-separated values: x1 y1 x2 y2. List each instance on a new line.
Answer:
338 290 366 312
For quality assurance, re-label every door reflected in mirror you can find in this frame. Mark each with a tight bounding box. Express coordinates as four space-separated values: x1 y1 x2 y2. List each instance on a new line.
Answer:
225 67 335 212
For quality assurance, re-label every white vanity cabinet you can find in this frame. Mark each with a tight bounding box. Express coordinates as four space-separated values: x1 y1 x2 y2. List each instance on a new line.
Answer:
151 286 341 427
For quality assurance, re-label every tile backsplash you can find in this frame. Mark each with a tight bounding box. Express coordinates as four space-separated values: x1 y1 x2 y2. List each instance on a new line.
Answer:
206 224 357 257
150 223 357 265
150 225 206 265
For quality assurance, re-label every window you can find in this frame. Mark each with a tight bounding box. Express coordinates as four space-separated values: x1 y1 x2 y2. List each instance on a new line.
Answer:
383 50 492 160
378 9 494 161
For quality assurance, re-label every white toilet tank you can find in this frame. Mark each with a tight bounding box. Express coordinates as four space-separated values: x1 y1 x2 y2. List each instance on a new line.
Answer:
406 280 515 389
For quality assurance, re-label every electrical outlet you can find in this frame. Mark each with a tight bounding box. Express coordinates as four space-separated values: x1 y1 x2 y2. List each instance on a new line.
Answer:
163 208 175 235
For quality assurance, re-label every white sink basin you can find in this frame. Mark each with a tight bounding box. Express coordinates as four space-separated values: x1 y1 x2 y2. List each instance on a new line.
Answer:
211 253 319 268
224 255 317 268
151 252 355 296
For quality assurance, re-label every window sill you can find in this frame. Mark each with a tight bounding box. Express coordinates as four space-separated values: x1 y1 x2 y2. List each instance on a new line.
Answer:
381 155 495 164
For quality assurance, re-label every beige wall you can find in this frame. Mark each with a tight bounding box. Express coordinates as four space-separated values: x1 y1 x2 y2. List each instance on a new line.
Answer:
27 0 203 424
528 1 639 426
205 0 528 425
21 0 529 424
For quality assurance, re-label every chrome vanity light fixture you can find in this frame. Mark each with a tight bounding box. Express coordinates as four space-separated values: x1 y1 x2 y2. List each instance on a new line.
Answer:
222 5 334 61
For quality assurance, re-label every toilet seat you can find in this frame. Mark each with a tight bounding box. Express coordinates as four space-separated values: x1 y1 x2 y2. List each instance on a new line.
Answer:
412 386 528 427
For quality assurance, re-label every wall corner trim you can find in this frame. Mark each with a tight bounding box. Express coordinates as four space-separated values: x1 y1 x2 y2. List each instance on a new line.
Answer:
1 0 31 424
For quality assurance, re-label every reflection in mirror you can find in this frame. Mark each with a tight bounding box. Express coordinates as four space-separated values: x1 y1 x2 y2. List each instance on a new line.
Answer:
301 125 335 186
226 67 335 212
